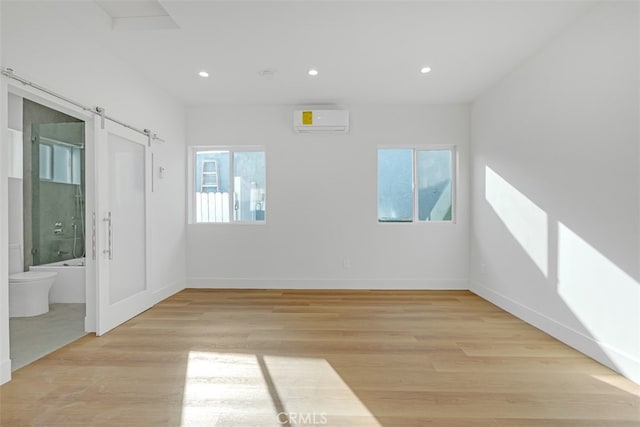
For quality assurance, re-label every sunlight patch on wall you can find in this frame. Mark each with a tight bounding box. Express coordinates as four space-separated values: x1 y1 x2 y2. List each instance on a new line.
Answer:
180 351 380 426
485 166 548 276
557 223 640 359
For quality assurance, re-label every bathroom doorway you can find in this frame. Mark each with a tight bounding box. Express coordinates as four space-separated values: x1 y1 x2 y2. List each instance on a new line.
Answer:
6 92 95 371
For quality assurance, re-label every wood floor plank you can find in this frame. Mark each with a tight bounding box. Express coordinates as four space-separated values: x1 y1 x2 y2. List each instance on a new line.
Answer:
1 289 638 426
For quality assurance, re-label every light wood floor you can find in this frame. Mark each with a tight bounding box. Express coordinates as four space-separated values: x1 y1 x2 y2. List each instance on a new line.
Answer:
1 289 638 426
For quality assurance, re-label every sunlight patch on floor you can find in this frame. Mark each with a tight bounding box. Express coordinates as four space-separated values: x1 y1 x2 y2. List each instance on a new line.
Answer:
180 351 270 426
180 351 380 426
591 374 640 396
263 355 380 425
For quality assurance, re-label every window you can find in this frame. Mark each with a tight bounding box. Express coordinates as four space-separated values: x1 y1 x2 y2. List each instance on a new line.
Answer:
39 144 52 180
39 141 82 185
193 147 266 223
378 147 455 223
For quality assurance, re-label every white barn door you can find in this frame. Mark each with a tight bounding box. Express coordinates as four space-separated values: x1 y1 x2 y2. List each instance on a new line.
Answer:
95 118 152 335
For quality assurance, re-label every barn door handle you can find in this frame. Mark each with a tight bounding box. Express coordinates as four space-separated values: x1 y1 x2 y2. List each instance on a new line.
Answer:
103 212 112 260
92 212 97 260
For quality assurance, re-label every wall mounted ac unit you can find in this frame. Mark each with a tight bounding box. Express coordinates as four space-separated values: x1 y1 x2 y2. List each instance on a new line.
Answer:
293 110 349 134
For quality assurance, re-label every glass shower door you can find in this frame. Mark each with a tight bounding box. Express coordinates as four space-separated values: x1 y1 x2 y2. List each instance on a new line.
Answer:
31 122 85 267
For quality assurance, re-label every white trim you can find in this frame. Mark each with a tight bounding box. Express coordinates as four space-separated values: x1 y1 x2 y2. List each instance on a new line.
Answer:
412 145 418 221
83 118 97 335
377 144 456 151
188 277 469 290
84 317 95 334
229 148 234 220
471 280 640 385
451 146 458 224
151 281 184 305
192 145 264 152
189 221 266 227
187 146 195 224
0 75 11 386
0 359 11 385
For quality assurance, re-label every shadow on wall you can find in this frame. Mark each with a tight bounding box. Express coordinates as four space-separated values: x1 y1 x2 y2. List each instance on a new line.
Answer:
482 164 639 380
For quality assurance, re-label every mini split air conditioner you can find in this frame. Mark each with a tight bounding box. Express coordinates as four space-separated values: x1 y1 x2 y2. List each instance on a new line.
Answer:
293 110 349 134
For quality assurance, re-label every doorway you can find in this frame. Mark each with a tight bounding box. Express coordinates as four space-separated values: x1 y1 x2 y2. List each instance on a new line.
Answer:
6 92 95 370
2 74 156 379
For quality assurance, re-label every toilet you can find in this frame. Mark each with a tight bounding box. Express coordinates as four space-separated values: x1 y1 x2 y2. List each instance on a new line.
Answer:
9 244 57 317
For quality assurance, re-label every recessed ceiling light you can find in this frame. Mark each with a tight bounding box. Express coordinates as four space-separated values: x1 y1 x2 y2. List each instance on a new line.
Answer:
308 69 319 76
198 71 209 78
420 66 432 74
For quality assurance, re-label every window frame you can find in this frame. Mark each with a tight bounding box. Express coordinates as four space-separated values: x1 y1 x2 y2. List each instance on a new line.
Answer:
377 144 457 224
189 145 267 225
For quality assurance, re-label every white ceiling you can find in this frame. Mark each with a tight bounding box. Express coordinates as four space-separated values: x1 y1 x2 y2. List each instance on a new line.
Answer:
71 1 595 106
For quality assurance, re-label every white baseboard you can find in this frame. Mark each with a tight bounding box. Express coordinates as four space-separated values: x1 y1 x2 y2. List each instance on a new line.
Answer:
188 277 469 290
471 280 640 385
0 358 11 385
152 281 185 304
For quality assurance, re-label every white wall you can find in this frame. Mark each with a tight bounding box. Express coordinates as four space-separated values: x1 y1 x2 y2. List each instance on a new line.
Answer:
0 2 187 384
470 2 640 382
7 93 20 131
187 104 469 289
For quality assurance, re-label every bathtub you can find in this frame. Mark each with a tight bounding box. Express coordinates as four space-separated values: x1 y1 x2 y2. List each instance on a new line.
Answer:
29 258 86 303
